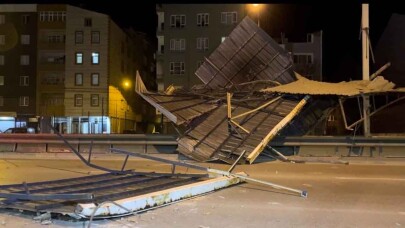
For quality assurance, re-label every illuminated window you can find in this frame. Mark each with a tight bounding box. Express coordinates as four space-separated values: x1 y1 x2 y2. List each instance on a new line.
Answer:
75 52 83 64
91 52 99 64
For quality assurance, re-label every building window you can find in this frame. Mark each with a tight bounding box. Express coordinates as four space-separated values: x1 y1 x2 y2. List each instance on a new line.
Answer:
75 52 83 64
170 15 186 28
20 55 30 65
91 52 99 64
170 62 185 75
75 73 83 86
293 54 313 64
0 15 4 24
91 31 100 44
21 35 30 45
0 76 4 85
20 76 29 86
91 94 99 106
39 11 66 22
0 96 3 106
0 55 4 65
74 94 83 107
196 37 209 51
75 31 83 44
0 35 5 45
221 12 237 24
19 96 29 106
22 15 30 24
197 13 209 26
84 18 92 27
169 39 186 51
48 34 65 43
91 73 99 86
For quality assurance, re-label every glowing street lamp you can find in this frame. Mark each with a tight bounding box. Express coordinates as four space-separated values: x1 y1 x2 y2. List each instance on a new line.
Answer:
251 4 262 27
122 80 130 89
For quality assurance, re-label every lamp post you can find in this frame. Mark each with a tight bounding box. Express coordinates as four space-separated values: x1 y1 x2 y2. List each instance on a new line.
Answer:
252 4 262 27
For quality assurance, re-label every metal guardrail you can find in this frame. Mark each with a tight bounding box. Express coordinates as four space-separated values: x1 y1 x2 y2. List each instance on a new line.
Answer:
270 136 405 147
0 134 404 153
0 134 178 153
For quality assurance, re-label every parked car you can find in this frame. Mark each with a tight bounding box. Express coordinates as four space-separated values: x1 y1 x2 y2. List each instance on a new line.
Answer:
2 127 36 134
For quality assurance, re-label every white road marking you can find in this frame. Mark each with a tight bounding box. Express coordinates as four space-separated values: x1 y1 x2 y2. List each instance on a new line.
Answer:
335 177 405 181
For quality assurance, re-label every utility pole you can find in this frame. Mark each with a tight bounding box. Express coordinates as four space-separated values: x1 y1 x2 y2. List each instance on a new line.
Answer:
362 4 371 137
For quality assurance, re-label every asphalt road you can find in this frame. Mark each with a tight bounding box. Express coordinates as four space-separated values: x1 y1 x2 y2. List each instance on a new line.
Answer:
0 155 404 227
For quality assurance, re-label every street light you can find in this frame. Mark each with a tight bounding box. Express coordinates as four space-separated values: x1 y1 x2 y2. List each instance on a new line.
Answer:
251 4 262 27
122 80 130 89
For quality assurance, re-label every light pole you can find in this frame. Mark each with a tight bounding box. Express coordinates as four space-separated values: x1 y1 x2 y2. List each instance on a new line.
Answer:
252 4 262 28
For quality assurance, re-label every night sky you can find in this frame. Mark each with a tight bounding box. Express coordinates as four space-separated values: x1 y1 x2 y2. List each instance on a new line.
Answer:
4 1 405 82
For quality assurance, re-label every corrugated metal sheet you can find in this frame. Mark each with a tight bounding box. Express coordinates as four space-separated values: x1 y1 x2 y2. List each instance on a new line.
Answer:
195 16 296 90
262 75 398 96
177 96 301 163
137 92 218 125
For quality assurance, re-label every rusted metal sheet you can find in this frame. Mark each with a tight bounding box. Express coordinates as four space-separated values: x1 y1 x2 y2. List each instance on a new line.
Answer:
195 16 296 90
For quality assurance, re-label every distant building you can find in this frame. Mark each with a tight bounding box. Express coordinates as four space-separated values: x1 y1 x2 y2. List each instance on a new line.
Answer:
279 31 323 81
156 4 247 91
155 4 323 92
0 4 155 133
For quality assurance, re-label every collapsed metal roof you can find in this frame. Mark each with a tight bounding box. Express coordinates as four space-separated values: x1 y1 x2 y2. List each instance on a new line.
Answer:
262 74 400 96
137 16 324 164
195 16 296 90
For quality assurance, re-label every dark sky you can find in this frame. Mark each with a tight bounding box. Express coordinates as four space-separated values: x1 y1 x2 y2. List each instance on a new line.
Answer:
4 1 404 82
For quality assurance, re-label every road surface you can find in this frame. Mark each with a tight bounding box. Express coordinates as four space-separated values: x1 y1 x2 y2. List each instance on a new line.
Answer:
0 154 404 227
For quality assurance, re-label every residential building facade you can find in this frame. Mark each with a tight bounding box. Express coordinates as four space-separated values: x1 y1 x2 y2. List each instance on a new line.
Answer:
156 4 323 93
0 4 38 130
156 4 246 91
279 31 323 81
0 4 155 133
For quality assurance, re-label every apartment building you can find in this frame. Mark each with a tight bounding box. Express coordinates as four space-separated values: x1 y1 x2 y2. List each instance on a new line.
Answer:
0 4 38 130
156 4 246 91
279 31 323 81
156 4 323 92
0 4 155 133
